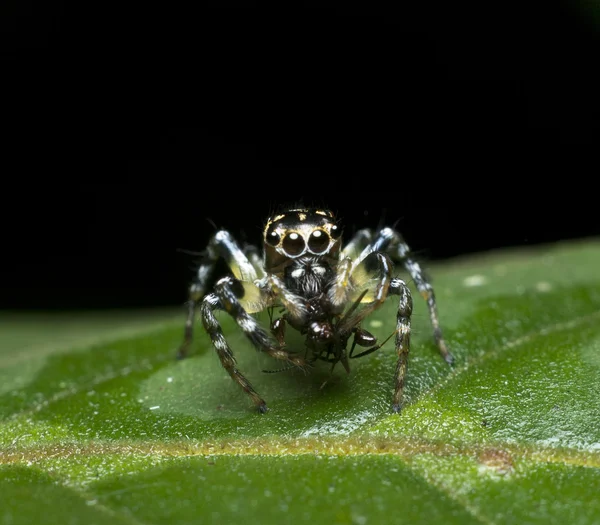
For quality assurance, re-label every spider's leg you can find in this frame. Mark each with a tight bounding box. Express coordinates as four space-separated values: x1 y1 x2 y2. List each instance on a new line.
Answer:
336 251 394 333
200 293 267 412
336 250 414 412
243 244 266 279
341 228 373 260
366 227 453 365
331 226 398 309
388 278 413 413
178 288 202 360
177 230 259 359
201 276 308 412
213 276 308 370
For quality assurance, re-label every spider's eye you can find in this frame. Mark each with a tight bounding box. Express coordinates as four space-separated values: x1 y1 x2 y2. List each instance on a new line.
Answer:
330 224 342 239
266 229 280 246
308 229 330 253
282 232 305 256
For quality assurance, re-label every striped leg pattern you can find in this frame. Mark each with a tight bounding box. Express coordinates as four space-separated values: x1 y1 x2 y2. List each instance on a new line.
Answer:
389 278 413 412
201 276 307 412
362 227 453 365
177 230 259 360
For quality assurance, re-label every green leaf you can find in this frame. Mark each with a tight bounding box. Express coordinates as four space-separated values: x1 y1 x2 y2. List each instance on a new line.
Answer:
2 239 600 524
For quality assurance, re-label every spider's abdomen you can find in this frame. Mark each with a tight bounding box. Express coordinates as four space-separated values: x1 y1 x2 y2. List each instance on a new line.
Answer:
284 257 334 299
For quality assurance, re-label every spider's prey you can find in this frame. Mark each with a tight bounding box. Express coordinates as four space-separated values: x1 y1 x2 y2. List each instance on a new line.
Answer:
176 207 452 413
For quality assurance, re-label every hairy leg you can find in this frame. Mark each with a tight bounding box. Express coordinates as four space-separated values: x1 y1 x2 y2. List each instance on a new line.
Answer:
364 227 453 365
177 230 259 359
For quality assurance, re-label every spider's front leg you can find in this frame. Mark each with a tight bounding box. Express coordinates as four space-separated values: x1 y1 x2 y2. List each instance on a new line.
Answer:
202 276 307 413
388 278 413 412
177 230 261 360
365 227 453 365
331 251 413 411
331 248 414 412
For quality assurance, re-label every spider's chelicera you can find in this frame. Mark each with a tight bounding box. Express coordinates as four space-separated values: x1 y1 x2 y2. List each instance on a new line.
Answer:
177 208 452 413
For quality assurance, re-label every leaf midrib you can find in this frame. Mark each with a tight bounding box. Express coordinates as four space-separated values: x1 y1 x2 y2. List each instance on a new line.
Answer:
3 431 600 467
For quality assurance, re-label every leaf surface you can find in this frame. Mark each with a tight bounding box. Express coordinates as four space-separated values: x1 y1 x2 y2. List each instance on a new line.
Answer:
2 240 600 524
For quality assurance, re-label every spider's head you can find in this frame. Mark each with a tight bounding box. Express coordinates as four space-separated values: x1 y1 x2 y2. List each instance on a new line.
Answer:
263 208 343 271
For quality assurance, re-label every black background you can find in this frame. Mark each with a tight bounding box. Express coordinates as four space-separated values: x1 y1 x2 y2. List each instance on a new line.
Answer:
2 3 598 311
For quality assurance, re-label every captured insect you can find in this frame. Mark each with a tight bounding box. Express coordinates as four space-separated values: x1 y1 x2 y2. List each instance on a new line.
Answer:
176 207 453 413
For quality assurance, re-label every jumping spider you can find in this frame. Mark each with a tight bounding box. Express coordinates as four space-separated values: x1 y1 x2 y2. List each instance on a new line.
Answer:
176 207 452 413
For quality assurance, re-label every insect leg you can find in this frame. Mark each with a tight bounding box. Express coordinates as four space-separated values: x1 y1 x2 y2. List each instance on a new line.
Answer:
177 230 259 359
270 316 286 346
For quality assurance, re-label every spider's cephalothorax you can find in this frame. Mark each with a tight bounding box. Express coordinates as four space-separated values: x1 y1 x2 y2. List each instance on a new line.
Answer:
176 207 452 413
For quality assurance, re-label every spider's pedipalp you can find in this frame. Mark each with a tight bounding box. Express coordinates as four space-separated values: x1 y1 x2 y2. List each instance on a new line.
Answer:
266 274 308 325
328 256 353 309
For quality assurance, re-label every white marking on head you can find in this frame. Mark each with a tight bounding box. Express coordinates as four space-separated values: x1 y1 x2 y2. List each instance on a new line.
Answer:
291 268 305 278
313 266 326 276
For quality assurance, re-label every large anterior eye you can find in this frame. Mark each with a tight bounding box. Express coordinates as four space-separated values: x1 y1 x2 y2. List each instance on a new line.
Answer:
282 232 305 256
308 229 330 253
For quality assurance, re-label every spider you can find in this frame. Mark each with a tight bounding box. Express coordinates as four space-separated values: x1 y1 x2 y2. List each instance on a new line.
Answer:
176 207 453 413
